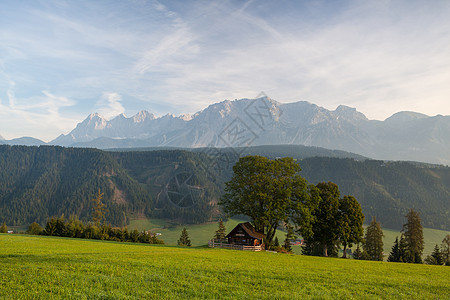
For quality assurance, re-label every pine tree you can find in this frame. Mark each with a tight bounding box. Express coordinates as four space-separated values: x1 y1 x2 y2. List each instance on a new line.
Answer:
441 234 450 265
388 237 400 262
398 234 408 262
432 244 444 265
273 236 280 247
364 217 384 261
0 222 7 233
214 219 226 241
92 190 107 226
283 224 295 252
353 244 363 259
402 208 424 263
178 228 191 247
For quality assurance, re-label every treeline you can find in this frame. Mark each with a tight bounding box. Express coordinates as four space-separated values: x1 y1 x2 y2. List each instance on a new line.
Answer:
27 216 164 244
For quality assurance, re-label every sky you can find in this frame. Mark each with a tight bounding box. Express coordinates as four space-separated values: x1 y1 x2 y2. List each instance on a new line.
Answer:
1 0 450 142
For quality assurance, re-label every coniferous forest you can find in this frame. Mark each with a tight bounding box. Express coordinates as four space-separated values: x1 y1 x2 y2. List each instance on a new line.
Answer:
0 144 449 230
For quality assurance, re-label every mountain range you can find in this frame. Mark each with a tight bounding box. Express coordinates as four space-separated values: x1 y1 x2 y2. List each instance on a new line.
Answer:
3 97 450 165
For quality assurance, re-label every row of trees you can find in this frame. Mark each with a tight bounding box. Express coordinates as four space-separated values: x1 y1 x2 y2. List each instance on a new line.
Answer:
345 208 449 265
26 215 164 245
220 156 364 256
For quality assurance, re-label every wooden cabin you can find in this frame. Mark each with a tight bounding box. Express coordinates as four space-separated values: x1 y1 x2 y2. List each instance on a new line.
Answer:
209 222 265 251
226 222 265 246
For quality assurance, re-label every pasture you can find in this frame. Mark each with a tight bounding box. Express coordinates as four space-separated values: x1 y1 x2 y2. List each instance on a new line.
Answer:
0 234 448 299
128 218 450 257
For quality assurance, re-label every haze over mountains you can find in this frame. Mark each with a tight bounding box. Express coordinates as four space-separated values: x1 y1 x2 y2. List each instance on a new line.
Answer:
2 97 450 165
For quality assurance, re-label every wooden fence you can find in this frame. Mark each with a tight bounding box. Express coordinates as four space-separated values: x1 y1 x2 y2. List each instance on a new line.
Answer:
208 240 263 251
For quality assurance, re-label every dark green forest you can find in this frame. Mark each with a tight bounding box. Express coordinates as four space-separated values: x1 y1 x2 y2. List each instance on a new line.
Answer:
0 145 449 230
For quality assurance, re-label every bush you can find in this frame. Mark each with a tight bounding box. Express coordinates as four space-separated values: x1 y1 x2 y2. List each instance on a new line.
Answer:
0 222 7 233
26 222 43 235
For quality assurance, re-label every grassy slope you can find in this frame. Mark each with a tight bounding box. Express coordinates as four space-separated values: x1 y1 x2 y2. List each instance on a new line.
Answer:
128 219 450 257
0 234 448 299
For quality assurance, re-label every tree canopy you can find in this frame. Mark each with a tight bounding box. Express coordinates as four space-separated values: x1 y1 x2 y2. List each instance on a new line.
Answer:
220 156 365 255
338 195 365 258
220 156 315 248
301 182 364 257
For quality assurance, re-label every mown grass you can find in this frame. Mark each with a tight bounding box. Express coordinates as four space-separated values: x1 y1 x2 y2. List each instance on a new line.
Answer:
1 234 448 299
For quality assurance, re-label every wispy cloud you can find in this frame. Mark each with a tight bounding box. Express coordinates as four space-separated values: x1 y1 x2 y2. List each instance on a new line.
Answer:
1 0 450 140
95 92 125 119
0 85 77 141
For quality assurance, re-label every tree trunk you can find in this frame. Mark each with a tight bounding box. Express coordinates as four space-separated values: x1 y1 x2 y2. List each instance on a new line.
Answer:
342 244 347 258
323 243 328 257
265 223 278 248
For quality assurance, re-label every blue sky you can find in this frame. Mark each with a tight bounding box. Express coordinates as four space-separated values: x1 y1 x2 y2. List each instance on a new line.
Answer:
1 0 450 141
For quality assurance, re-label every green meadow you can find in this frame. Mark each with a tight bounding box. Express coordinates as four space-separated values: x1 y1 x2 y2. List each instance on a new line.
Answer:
1 234 448 299
128 218 450 257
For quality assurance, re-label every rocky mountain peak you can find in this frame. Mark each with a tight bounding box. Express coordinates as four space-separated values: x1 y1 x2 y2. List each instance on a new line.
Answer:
333 105 368 122
132 110 155 123
46 97 450 165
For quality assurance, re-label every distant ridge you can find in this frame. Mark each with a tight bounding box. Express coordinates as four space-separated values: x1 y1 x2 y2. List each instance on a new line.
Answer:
6 97 450 165
1 137 46 146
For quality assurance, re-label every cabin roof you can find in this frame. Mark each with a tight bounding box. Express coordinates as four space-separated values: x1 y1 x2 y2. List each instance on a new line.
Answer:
226 222 265 240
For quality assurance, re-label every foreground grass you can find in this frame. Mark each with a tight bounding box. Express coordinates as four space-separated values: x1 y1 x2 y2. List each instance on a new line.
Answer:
1 234 449 299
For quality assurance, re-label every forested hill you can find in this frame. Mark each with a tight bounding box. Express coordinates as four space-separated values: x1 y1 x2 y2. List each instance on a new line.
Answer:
0 145 223 226
299 158 450 230
0 145 449 230
0 145 150 226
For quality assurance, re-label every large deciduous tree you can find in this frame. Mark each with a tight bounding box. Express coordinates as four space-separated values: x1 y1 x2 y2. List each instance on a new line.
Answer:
302 182 341 257
220 156 314 248
302 182 365 258
402 208 424 263
338 195 365 258
364 217 384 261
315 182 341 257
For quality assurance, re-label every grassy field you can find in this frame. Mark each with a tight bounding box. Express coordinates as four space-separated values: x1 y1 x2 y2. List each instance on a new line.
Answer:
128 218 450 257
0 234 448 299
